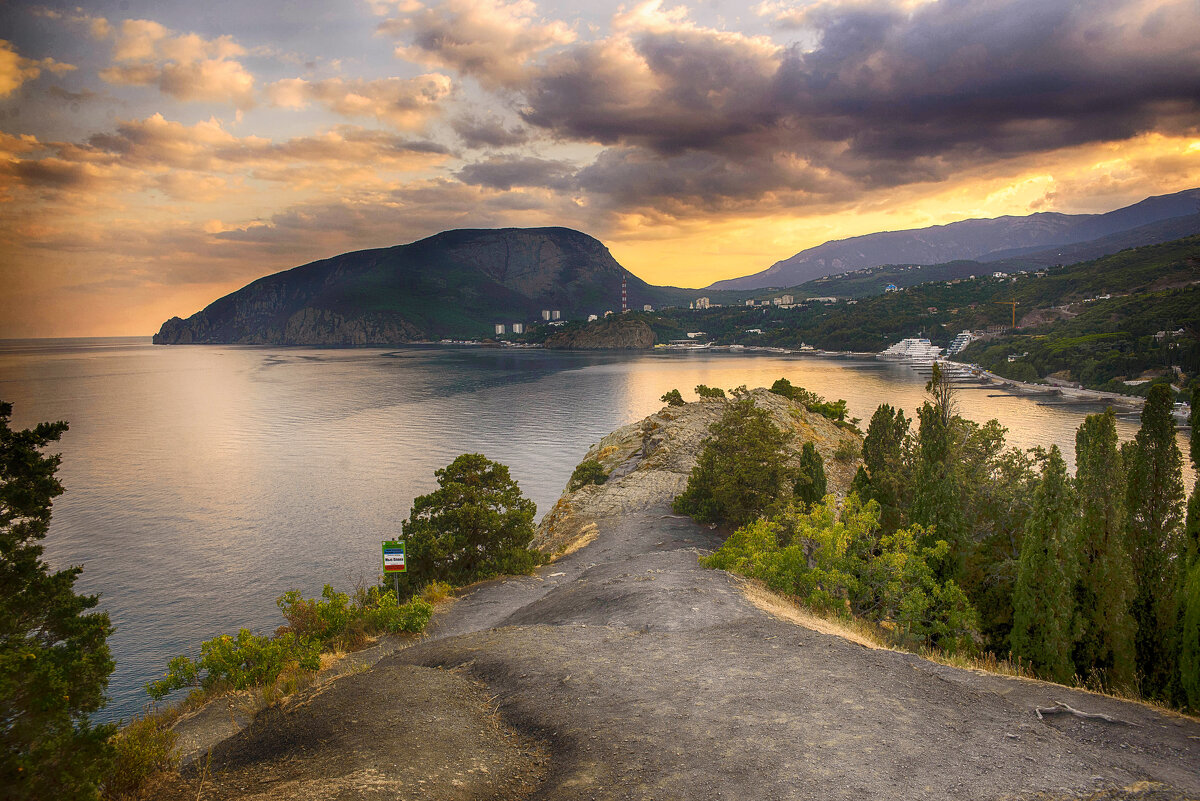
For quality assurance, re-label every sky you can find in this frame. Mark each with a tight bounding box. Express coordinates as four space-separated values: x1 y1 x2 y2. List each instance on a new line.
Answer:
2 0 1200 337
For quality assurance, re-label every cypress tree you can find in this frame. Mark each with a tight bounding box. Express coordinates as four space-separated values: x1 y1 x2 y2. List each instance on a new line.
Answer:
1072 410 1136 689
1010 445 1078 684
1124 383 1186 699
1184 384 1200 563
860 403 910 532
793 442 827 510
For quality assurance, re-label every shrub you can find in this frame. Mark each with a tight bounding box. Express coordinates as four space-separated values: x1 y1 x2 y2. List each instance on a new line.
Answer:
102 714 177 800
794 442 827 509
702 494 979 651
695 384 726 400
569 458 608 490
145 630 322 701
660 389 685 406
833 440 860 462
770 377 851 424
673 397 793 527
396 454 540 596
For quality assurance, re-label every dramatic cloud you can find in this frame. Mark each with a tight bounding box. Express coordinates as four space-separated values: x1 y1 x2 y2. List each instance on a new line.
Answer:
377 0 575 89
266 75 453 130
512 0 1200 215
0 39 75 98
98 19 256 108
457 155 576 190
451 113 529 148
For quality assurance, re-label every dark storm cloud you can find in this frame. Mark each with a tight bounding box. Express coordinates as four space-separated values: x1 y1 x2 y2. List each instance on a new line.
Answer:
456 155 576 190
451 113 529 149
514 0 1200 209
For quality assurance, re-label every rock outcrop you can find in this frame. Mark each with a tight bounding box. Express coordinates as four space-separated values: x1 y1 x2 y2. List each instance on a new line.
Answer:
534 388 862 554
542 317 655 350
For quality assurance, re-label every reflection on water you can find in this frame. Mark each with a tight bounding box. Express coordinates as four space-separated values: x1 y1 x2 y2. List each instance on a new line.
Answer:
0 338 1191 721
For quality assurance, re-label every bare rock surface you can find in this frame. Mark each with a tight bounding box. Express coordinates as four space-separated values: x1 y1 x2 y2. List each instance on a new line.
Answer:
167 394 1200 800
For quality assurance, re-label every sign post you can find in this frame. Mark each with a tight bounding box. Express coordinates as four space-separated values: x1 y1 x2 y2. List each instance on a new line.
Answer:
382 540 406 599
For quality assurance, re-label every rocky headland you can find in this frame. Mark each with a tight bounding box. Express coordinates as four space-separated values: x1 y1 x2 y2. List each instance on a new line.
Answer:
161 390 1200 801
542 317 657 350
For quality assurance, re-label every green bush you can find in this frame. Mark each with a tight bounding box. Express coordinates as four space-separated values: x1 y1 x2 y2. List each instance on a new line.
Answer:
833 440 860 462
701 494 978 651
102 714 177 800
569 458 609 490
660 389 685 406
146 630 322 701
695 384 726 400
770 377 851 424
397 454 540 596
673 397 793 527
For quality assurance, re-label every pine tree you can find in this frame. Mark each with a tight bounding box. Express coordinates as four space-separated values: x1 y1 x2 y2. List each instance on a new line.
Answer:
793 442 827 510
1124 383 1186 699
1072 410 1136 689
0 402 115 799
1010 446 1078 684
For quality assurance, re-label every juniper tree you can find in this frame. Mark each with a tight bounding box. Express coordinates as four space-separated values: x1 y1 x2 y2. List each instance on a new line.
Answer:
910 367 966 571
397 454 540 597
1072 410 1136 689
1010 445 1078 684
1124 383 1186 699
673 397 792 528
793 442 827 510
0 402 114 799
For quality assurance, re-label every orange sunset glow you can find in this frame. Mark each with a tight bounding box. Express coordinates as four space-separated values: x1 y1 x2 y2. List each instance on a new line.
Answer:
2 0 1200 337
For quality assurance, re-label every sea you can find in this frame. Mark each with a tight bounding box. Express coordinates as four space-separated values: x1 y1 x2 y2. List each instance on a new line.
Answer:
0 337 1190 723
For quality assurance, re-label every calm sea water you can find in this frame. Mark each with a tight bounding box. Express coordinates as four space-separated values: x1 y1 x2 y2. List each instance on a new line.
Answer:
0 337 1190 722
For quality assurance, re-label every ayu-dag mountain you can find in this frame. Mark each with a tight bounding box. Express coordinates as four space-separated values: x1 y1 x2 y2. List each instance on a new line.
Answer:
154 190 1200 346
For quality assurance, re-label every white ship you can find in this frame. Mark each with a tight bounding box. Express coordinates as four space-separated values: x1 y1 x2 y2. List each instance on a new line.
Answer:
877 337 944 364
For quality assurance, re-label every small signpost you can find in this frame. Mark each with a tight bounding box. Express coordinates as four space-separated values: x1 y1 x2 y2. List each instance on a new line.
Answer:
382 539 406 598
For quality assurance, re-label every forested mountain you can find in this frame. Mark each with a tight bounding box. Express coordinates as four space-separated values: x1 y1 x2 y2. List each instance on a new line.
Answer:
708 188 1200 290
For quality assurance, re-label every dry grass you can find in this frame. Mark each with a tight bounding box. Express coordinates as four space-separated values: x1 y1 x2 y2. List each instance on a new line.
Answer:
550 523 598 561
737 576 1199 722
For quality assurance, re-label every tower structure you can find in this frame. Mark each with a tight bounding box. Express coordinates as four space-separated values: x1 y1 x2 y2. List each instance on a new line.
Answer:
621 272 628 313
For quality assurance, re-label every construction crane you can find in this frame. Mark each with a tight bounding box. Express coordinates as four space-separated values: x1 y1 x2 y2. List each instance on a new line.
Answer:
994 300 1018 329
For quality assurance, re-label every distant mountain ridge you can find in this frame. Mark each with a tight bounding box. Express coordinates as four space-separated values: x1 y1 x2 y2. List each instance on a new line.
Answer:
708 188 1200 290
155 227 693 346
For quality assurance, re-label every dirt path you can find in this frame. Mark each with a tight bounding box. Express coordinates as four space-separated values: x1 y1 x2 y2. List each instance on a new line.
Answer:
171 395 1200 800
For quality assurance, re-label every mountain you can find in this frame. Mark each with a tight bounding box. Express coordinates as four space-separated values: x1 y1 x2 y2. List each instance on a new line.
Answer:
155 227 694 345
708 188 1200 290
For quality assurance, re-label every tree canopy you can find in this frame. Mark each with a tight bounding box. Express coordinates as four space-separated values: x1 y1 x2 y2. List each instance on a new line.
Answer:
396 454 540 596
0 402 114 800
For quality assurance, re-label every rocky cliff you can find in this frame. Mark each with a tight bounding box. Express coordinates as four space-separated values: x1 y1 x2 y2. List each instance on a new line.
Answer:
154 227 687 345
542 317 656 350
534 388 861 555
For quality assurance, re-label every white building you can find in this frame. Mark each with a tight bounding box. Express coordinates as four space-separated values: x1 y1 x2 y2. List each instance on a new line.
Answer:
885 284 898 292
541 310 551 320
494 324 506 335
780 294 794 305
694 297 711 309
552 310 561 320
512 323 524 334
587 314 598 322
686 331 706 339
643 304 653 312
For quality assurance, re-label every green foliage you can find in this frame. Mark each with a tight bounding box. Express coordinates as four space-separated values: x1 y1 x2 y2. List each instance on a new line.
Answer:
568 459 609 491
910 392 966 564
660 389 685 406
1180 560 1200 711
701 495 978 650
102 714 177 800
1124 384 1186 699
276 584 431 646
694 384 726 400
857 404 911 533
146 629 322 701
769 377 850 423
832 439 860 462
793 443 827 509
0 402 115 800
1072 410 1136 690
1010 446 1079 684
672 397 793 527
397 453 540 596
